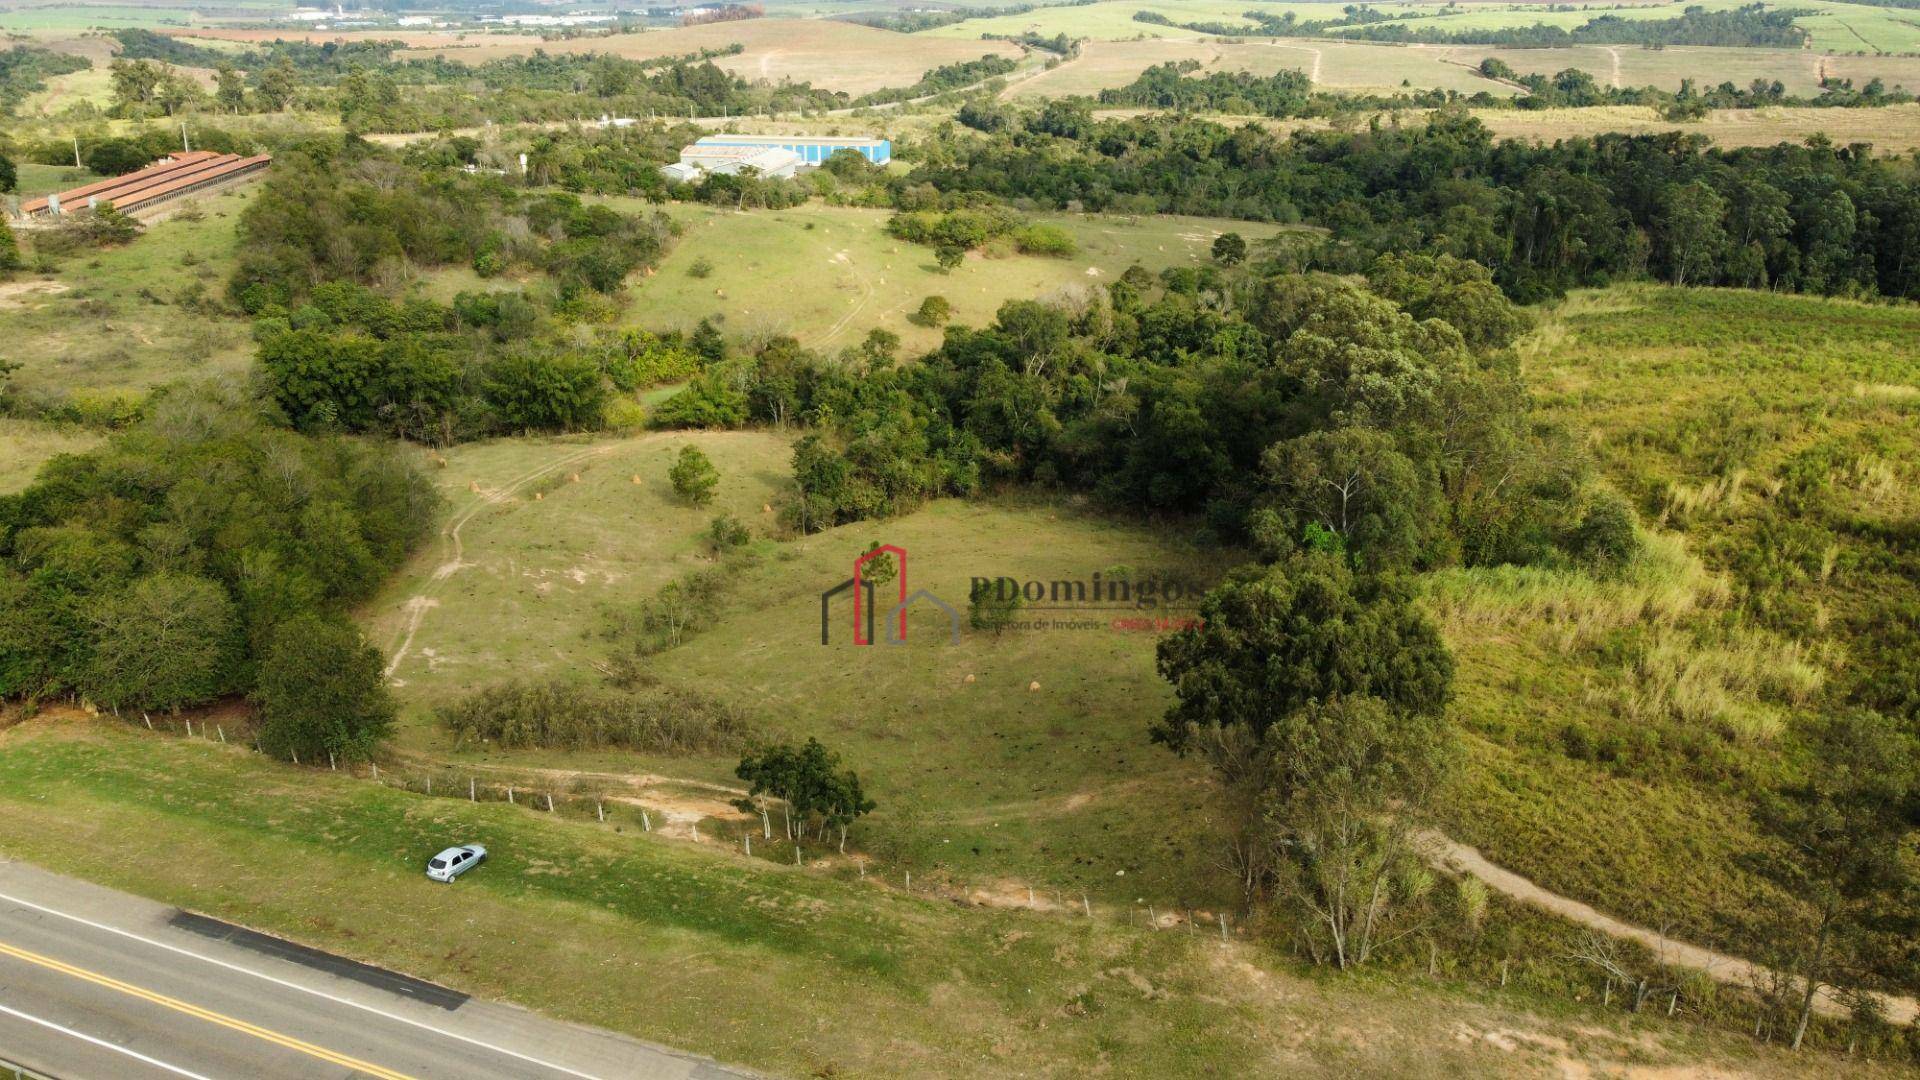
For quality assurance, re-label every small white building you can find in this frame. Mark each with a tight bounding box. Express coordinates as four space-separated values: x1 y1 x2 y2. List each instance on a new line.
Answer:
677 145 803 179
660 162 702 184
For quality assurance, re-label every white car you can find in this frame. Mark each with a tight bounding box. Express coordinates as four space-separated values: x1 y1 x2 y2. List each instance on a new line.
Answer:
426 844 487 883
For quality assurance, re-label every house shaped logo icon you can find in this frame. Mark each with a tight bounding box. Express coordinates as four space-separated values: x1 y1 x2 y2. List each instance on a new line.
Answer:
820 545 957 646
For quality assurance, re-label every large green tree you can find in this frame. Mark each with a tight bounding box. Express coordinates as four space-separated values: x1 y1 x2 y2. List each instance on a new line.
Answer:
253 614 394 763
1153 553 1454 765
1751 711 1917 1051
83 572 239 712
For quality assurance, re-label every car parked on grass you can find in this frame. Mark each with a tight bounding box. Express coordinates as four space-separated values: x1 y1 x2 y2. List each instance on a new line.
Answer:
426 844 487 882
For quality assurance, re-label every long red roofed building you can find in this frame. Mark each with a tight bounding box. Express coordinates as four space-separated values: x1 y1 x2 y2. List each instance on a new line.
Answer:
17 150 271 220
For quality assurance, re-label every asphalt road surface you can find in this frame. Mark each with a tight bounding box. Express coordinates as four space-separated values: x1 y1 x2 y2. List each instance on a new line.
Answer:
0 859 752 1080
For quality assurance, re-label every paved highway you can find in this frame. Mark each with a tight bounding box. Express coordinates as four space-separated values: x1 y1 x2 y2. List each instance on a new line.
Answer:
0 860 751 1079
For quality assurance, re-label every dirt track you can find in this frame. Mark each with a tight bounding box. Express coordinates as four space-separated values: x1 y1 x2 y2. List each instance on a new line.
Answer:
1418 830 1917 1023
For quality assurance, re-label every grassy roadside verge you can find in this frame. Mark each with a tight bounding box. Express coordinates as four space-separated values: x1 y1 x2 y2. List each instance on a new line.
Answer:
0 718 1863 1078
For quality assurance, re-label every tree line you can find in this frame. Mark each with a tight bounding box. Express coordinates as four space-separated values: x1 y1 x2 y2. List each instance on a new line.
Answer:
916 104 1920 301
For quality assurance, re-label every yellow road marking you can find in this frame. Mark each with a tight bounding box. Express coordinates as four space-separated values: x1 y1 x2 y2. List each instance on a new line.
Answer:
0 939 418 1080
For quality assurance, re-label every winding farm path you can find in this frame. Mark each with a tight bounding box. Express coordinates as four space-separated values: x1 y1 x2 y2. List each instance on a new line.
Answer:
381 443 618 680
1419 830 1917 1023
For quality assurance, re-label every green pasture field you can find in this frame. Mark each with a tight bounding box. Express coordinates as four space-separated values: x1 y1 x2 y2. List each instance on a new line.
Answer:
0 4 248 31
361 421 1234 906
1435 284 1920 954
363 429 801 716
420 202 1303 356
0 719 1861 1078
618 202 1302 354
0 183 255 411
10 162 99 199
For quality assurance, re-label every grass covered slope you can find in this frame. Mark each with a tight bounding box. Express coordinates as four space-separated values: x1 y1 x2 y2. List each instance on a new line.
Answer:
0 717 1887 1079
362 423 1232 907
364 430 797 715
1436 284 1920 952
0 186 254 414
622 203 1299 354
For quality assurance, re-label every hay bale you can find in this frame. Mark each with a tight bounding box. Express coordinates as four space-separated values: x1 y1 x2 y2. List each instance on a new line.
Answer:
1027 680 1041 692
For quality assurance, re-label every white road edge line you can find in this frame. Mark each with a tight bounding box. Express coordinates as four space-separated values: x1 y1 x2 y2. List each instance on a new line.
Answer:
0 889 610 1080
0 998 218 1080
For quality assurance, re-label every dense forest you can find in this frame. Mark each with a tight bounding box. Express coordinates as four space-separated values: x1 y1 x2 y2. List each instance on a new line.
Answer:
918 105 1920 301
0 385 435 758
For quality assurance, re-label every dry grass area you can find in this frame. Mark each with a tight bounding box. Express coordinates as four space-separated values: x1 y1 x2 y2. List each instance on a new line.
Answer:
1011 36 1513 100
170 27 548 47
0 418 101 494
398 19 1022 96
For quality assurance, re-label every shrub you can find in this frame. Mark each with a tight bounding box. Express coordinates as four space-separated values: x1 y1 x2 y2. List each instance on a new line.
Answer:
439 676 747 753
910 294 952 327
688 256 715 279
707 512 751 553
969 578 1024 632
1012 223 1076 258
669 445 719 505
481 351 608 432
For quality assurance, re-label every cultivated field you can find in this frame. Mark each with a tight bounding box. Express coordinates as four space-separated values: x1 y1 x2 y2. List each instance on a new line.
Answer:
1464 102 1920 150
1440 42 1920 94
996 32 1920 104
1008 36 1516 99
398 19 1024 97
0 1 277 32
922 0 1466 42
